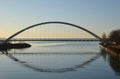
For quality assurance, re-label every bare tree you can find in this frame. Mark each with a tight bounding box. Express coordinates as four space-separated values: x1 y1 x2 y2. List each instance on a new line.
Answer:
102 33 107 41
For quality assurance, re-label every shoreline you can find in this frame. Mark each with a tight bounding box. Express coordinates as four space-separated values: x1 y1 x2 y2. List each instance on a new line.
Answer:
100 44 120 56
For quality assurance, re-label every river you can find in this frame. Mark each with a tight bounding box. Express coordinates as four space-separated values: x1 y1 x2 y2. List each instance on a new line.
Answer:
0 41 120 79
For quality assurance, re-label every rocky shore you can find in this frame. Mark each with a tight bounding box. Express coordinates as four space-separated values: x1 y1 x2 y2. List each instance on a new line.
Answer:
0 43 31 51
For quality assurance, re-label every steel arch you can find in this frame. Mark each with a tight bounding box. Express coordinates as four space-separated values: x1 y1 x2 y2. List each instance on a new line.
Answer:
3 21 102 43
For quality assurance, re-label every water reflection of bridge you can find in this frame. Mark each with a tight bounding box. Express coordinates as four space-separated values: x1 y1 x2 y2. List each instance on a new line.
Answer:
4 51 101 73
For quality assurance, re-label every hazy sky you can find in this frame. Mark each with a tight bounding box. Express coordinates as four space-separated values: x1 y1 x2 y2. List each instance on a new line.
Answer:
0 0 120 38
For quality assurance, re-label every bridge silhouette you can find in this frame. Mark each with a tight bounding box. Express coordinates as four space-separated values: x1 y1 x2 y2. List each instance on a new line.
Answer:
3 21 102 43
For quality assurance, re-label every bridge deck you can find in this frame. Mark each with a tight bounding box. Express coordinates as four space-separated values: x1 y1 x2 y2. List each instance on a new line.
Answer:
0 38 100 42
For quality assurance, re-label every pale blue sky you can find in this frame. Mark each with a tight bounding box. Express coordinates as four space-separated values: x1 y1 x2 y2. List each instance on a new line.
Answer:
0 0 120 38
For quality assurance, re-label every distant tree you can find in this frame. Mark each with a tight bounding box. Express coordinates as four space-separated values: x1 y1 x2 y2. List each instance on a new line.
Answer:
101 33 109 45
102 33 107 41
109 29 120 45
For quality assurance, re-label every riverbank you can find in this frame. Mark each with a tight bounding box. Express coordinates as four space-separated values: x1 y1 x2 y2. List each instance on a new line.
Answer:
100 43 120 55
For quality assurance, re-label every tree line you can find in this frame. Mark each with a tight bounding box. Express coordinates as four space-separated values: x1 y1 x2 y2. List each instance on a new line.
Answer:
102 29 120 45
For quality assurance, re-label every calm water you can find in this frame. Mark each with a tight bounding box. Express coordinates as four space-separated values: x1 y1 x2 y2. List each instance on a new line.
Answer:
0 41 120 79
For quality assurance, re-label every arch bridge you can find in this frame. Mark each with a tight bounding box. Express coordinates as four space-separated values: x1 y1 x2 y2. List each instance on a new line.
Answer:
3 21 102 43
